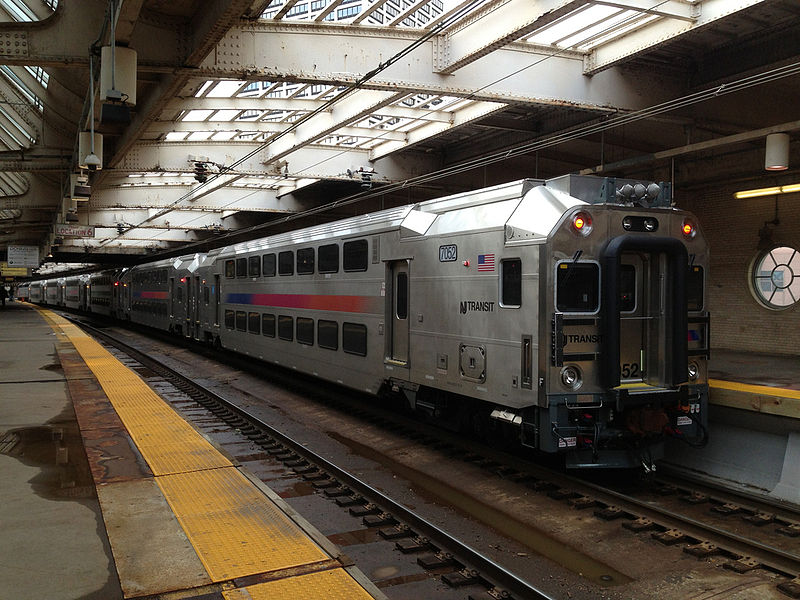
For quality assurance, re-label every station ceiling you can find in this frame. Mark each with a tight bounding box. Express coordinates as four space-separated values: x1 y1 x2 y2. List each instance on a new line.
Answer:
0 0 799 271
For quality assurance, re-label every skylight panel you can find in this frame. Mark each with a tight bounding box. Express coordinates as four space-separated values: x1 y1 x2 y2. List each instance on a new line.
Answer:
577 13 659 51
182 109 214 121
0 65 42 111
187 131 213 141
0 0 37 22
207 80 248 97
211 131 237 141
555 8 638 49
210 110 242 121
165 131 189 141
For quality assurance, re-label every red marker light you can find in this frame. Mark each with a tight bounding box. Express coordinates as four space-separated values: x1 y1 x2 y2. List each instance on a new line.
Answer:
681 219 696 238
571 211 593 236
114 281 119 286
463 260 470 267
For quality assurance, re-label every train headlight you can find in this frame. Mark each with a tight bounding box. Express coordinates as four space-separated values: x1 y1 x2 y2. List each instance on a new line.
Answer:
571 212 593 237
561 365 583 390
681 218 697 239
688 362 699 381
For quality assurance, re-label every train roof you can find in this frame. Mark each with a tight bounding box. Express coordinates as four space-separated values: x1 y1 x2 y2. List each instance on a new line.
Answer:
217 174 671 255
220 179 544 255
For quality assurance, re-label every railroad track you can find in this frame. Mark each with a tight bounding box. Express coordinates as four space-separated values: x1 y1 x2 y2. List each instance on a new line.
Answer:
71 315 800 599
70 316 554 600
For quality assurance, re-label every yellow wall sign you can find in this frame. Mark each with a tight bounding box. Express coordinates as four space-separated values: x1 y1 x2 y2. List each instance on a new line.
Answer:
0 262 29 276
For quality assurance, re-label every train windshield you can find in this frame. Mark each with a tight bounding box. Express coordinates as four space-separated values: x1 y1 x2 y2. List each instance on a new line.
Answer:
556 262 599 312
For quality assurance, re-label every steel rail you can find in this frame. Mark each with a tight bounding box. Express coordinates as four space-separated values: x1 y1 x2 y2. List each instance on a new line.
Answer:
71 317 555 600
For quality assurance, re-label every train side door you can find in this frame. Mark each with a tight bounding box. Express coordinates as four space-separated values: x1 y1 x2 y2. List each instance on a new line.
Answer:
184 277 191 336
213 274 220 327
618 255 645 383
192 276 200 338
388 260 410 364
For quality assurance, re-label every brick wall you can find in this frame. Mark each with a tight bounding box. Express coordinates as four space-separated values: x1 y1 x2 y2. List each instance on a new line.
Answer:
678 184 800 355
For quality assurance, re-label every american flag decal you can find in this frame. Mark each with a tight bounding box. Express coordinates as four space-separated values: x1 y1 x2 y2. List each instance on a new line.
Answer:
477 253 495 272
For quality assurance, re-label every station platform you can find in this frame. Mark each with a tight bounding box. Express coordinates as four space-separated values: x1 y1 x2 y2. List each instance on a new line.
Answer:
0 301 384 600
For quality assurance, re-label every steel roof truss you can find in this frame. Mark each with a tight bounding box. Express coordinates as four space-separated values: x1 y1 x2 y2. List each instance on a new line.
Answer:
584 0 767 74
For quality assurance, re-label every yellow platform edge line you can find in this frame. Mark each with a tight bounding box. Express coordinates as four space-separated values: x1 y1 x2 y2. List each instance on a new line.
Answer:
221 568 377 600
709 378 800 400
34 308 350 590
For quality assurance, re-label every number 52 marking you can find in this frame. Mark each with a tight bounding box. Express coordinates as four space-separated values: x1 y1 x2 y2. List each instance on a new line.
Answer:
621 363 640 378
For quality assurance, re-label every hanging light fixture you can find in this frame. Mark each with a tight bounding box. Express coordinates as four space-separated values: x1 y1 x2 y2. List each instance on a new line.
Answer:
765 133 789 171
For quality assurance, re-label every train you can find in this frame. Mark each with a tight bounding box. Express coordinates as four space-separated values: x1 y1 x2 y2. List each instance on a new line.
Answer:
20 174 710 470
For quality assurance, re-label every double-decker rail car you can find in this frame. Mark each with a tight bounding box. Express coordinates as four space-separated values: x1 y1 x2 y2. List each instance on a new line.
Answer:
24 175 709 469
198 174 709 469
87 269 120 316
43 278 64 307
64 275 89 311
28 280 42 303
16 282 29 301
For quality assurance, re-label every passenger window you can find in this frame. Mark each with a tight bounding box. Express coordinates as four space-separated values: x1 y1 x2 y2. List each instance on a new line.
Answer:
297 248 315 274
687 266 704 311
262 313 276 337
279 251 294 276
318 320 338 350
263 253 276 277
278 315 293 340
248 256 260 278
236 258 247 277
236 311 247 331
556 262 599 313
620 264 636 312
203 286 210 304
225 260 235 278
297 317 314 345
224 309 235 329
500 259 521 307
343 322 367 356
343 239 368 272
318 244 339 273
248 312 260 334
395 273 408 320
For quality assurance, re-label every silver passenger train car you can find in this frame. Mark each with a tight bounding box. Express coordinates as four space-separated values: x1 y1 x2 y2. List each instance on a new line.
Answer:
29 175 710 469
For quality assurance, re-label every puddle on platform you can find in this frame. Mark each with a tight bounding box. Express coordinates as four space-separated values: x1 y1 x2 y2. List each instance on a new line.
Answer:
328 431 632 587
0 410 96 501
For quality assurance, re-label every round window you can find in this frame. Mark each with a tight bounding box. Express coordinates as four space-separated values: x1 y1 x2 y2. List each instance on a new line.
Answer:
751 246 800 310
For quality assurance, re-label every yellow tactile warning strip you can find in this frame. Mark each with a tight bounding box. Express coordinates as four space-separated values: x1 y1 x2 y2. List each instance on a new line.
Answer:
222 568 377 600
37 308 375 595
157 467 329 581
39 312 230 476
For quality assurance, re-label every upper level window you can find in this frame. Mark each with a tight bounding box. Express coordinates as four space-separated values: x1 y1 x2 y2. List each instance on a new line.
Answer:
343 239 368 272
319 244 339 273
263 253 276 277
297 248 315 274
751 246 800 310
279 251 294 275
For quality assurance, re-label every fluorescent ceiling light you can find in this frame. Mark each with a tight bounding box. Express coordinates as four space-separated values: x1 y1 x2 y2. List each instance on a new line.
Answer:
734 184 800 199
